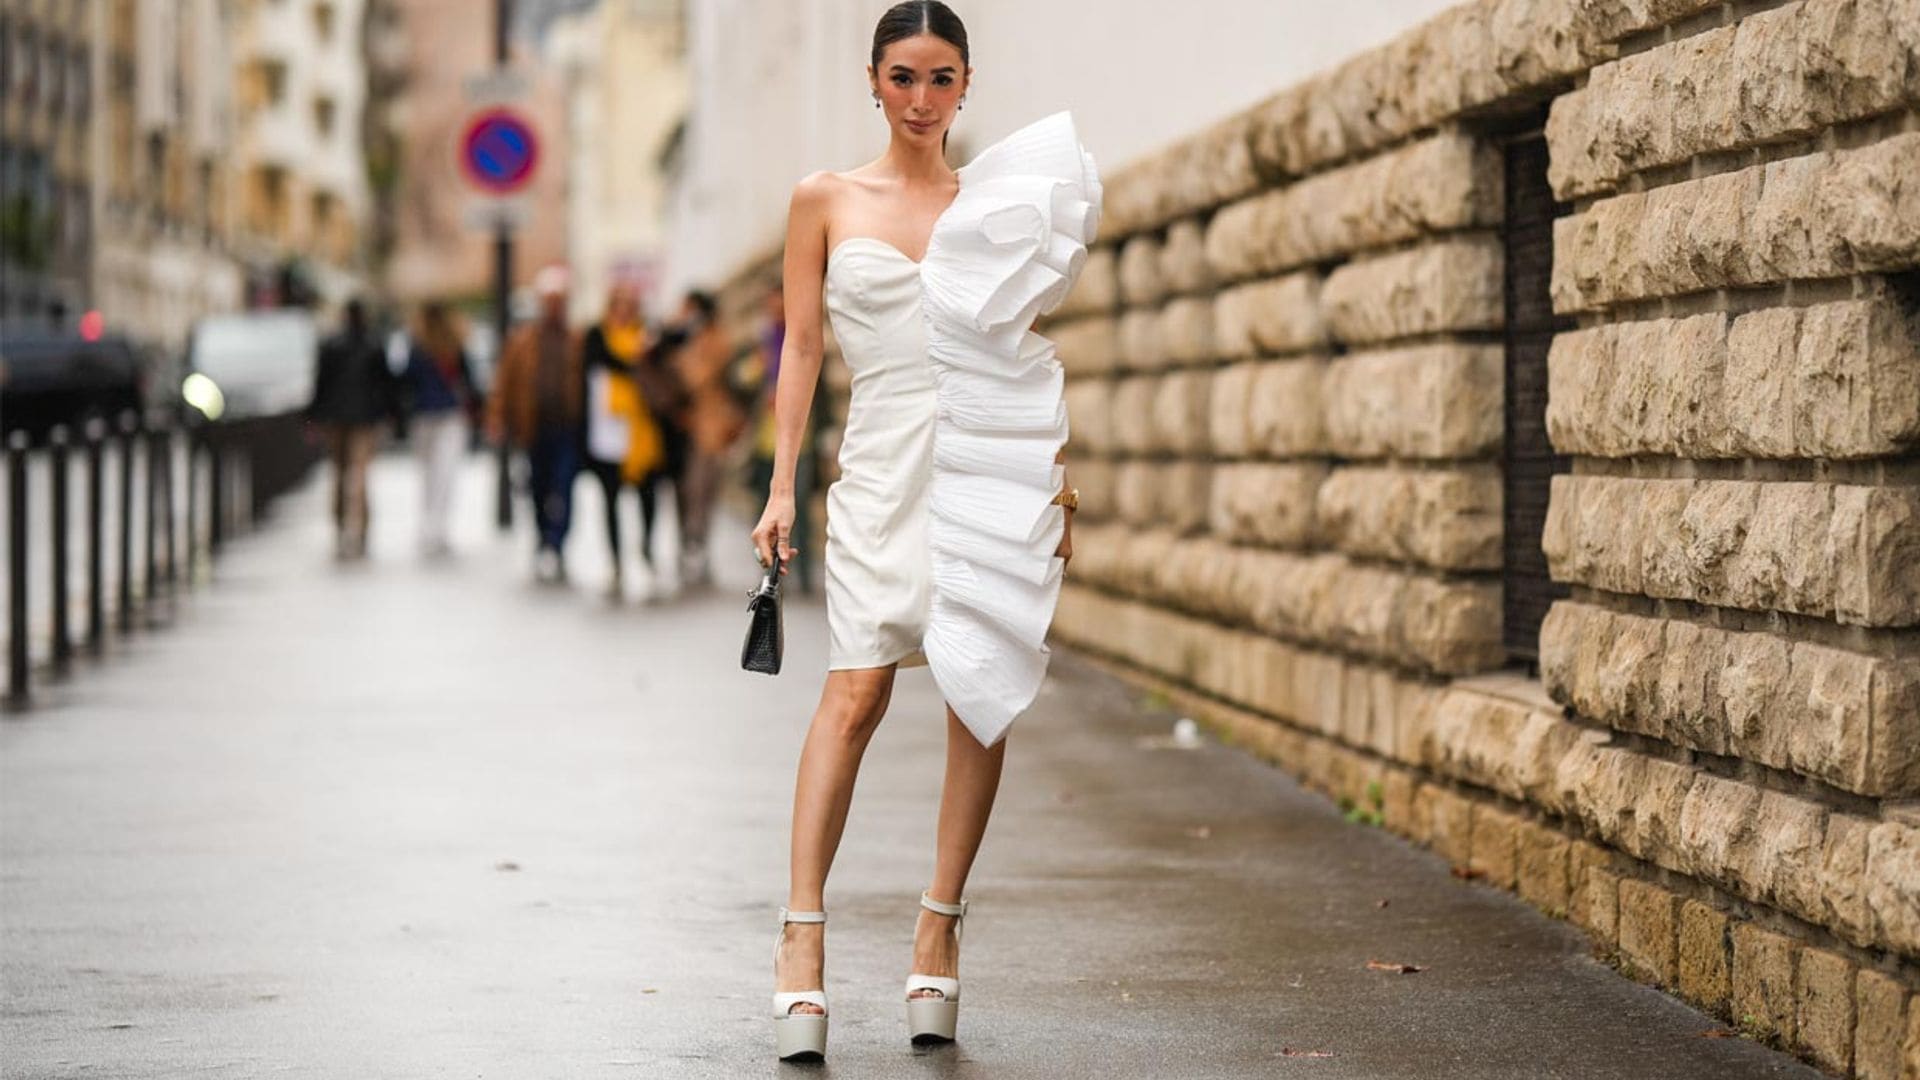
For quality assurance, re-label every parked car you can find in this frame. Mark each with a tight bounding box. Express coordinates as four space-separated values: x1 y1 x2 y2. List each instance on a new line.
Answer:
181 310 319 424
0 329 146 442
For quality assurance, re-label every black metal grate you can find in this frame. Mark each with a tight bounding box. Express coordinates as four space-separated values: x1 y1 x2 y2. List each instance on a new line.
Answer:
1501 134 1574 663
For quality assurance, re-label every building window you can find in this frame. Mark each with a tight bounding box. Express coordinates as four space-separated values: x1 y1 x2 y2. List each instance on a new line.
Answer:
260 59 287 106
314 95 336 138
68 47 89 118
314 2 336 41
1500 129 1575 664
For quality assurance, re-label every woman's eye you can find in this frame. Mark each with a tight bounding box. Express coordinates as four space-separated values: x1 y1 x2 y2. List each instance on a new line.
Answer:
891 74 912 86
934 75 952 86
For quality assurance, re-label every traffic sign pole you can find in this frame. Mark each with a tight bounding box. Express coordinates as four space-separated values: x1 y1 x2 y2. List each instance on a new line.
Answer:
493 0 515 532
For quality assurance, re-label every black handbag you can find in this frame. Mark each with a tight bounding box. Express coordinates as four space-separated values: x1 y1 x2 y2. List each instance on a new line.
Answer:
741 542 784 675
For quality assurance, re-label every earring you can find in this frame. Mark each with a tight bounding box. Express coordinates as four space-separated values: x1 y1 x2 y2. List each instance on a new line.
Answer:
873 96 881 109
958 96 966 111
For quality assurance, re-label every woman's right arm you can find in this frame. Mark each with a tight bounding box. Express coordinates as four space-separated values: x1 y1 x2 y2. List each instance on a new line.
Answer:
752 173 833 571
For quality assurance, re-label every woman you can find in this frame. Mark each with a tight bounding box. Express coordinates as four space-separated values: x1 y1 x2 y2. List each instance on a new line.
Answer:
580 280 665 599
749 0 1098 1061
403 302 479 557
671 289 745 589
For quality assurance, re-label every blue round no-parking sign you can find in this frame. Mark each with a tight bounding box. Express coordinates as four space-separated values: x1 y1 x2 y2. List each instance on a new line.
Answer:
460 109 540 195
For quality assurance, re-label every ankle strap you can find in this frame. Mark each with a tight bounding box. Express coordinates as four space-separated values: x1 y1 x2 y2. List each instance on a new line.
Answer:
919 892 967 918
780 907 826 925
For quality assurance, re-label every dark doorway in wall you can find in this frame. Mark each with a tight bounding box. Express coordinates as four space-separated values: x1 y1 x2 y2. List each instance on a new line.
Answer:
1500 132 1573 664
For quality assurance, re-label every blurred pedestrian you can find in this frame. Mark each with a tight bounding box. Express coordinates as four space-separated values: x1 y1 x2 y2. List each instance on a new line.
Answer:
487 267 583 583
580 279 667 599
668 289 745 588
404 301 481 557
747 281 815 593
308 298 403 559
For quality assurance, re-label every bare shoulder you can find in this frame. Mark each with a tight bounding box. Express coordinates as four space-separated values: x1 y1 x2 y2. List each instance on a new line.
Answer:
790 170 848 211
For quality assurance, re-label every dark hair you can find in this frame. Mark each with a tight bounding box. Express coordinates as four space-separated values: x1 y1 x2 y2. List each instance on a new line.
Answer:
686 290 718 320
870 1 968 74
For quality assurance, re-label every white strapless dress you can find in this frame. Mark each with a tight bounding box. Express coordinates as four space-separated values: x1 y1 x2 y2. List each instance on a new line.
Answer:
821 111 1102 747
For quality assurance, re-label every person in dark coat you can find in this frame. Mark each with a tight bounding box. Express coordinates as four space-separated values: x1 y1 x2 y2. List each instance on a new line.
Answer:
307 298 404 559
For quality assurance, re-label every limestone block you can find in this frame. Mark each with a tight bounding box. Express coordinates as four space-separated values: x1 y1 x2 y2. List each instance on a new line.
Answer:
1067 459 1115 523
1545 326 1608 455
1054 247 1119 319
1202 191 1278 284
1726 307 1806 458
1733 924 1801 1046
1159 298 1216 367
1724 482 1834 615
1676 773 1762 888
1316 465 1502 572
1906 1007 1920 1080
1118 233 1165 308
1395 576 1505 675
1489 0 1606 90
1542 475 1649 595
1796 947 1859 1075
1574 865 1623 947
1722 629 1795 770
1866 822 1920 955
1822 132 1920 273
1114 460 1158 526
1736 793 1829 925
1258 133 1504 271
1678 900 1732 1014
1208 463 1325 549
1213 273 1327 358
1619 877 1681 985
1427 784 1474 865
1050 315 1120 379
1469 804 1522 890
1822 814 1878 949
1322 345 1503 460
1108 375 1157 455
1062 381 1113 455
1160 461 1212 535
1207 361 1259 458
1794 298 1920 457
1322 235 1503 345
1832 486 1920 628
1516 821 1572 916
1160 219 1212 296
1656 619 1729 755
1246 358 1328 458
1117 308 1164 371
1789 643 1875 793
1659 480 1741 604
1872 663 1920 796
1854 969 1910 1080
1246 86 1312 181
1148 370 1211 456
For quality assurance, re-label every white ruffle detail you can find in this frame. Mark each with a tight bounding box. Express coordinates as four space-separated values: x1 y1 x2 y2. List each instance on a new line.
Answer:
918 111 1101 746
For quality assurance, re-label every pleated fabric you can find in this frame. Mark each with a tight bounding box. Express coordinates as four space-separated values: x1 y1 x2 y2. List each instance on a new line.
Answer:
919 111 1103 746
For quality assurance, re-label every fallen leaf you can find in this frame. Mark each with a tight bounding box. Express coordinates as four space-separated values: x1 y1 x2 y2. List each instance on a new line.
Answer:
1698 1029 1738 1039
1185 826 1213 840
641 988 659 995
1374 899 1390 908
495 861 521 873
1449 866 1484 881
1365 959 1425 974
1278 1047 1334 1058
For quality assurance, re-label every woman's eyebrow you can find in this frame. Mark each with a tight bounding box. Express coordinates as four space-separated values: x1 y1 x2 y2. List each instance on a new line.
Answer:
888 64 958 75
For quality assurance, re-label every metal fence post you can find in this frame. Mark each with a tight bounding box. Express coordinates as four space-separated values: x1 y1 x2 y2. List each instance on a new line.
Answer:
49 426 72 673
143 429 159 625
85 420 105 655
208 437 225 555
184 433 200 586
160 428 177 596
7 431 30 707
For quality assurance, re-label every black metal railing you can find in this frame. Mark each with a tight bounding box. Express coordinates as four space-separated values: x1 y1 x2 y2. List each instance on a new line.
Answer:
3 411 316 708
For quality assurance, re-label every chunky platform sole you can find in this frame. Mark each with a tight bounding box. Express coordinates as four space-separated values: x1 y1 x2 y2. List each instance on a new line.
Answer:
906 997 958 1044
776 1013 828 1061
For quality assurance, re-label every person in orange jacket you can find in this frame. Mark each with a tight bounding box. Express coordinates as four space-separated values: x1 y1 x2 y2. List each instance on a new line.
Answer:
486 267 583 582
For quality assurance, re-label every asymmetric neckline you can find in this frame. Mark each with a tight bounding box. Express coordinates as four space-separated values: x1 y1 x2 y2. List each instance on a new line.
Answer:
826 179 965 270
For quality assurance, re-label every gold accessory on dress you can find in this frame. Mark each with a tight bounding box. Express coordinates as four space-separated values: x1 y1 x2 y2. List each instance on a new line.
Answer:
1052 487 1079 511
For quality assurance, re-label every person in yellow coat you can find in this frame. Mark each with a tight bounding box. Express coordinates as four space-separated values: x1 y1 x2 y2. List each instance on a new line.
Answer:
580 279 667 600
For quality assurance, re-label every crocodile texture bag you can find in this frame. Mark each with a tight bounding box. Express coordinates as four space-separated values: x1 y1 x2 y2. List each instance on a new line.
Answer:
741 544 784 675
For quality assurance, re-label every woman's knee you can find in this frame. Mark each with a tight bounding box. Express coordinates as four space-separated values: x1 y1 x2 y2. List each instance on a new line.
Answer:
820 675 891 743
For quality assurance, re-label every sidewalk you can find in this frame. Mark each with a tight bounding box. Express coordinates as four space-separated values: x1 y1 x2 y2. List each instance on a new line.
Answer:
0 457 1820 1078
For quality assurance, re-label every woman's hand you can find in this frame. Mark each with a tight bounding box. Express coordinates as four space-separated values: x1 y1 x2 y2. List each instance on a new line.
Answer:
752 493 798 574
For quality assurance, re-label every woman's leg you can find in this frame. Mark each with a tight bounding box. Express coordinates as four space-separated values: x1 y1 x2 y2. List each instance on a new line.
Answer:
776 666 899 1010
635 472 658 568
912 708 1007 994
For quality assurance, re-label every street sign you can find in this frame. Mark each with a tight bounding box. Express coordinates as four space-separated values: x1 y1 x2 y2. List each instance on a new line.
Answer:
462 70 528 107
460 109 540 196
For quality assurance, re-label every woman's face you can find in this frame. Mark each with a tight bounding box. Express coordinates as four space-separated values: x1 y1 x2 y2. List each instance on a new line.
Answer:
606 284 640 324
869 34 969 146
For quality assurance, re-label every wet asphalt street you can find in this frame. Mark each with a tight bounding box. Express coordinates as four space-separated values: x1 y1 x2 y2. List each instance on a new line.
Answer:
0 457 1820 1079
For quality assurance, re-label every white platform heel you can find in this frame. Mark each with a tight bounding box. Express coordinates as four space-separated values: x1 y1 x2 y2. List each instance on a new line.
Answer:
905 893 968 1045
773 907 829 1061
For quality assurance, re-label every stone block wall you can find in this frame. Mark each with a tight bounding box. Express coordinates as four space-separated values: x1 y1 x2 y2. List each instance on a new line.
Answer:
1044 1 1920 1075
